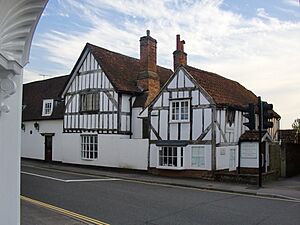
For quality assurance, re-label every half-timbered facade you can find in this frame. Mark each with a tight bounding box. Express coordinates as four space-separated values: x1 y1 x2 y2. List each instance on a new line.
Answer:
62 50 126 134
21 31 280 178
146 35 280 177
58 31 173 169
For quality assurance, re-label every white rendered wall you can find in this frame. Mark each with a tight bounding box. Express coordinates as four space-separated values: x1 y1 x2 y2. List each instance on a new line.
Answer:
21 120 63 161
62 133 148 170
0 74 22 225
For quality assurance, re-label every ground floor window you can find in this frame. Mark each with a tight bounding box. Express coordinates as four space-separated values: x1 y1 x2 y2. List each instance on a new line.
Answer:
191 146 205 168
159 147 183 168
81 135 98 160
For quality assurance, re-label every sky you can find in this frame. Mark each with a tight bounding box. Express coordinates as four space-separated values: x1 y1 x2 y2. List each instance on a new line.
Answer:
24 0 300 129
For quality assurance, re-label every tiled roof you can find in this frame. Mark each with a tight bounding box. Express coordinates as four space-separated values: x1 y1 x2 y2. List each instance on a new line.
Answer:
279 129 300 144
239 130 267 141
88 43 173 93
22 75 70 121
184 65 258 108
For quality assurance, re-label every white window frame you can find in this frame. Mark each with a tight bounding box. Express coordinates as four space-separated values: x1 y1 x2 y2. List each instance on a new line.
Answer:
42 99 54 116
191 146 205 168
158 146 184 169
81 135 98 160
170 99 190 123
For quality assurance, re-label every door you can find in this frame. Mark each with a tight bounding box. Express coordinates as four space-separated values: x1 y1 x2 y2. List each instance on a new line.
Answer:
45 135 53 162
229 148 236 171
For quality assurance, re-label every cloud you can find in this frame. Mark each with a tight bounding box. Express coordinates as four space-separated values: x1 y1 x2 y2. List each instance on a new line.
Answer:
30 0 300 128
284 0 299 7
23 69 43 83
23 69 62 84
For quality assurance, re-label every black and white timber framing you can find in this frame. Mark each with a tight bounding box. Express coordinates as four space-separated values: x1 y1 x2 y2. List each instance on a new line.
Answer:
148 67 247 170
62 49 131 135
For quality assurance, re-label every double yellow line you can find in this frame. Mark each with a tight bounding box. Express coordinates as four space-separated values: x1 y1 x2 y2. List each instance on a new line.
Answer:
21 196 109 225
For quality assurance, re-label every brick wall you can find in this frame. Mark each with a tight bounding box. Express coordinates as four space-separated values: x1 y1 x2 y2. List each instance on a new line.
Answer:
149 168 214 180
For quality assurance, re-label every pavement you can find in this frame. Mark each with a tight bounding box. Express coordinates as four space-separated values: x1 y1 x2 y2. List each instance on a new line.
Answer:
22 199 93 225
21 159 300 224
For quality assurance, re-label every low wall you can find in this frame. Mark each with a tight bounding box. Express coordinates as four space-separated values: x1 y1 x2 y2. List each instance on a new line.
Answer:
269 144 281 177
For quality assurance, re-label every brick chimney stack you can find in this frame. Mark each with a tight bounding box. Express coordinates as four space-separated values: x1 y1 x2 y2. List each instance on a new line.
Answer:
173 34 187 70
137 30 160 106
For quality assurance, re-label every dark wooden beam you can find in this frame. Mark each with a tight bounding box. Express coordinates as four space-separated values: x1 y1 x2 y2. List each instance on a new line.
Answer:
196 123 212 141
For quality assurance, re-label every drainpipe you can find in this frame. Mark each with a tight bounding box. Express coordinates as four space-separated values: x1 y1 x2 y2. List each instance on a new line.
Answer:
147 106 151 170
129 96 133 139
238 140 241 174
211 105 217 175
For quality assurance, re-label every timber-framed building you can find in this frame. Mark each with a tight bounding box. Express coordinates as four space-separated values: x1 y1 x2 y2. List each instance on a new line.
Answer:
21 30 280 177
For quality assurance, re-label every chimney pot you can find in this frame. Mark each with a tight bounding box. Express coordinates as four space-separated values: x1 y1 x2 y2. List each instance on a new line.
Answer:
173 34 187 70
176 34 180 50
146 30 150 36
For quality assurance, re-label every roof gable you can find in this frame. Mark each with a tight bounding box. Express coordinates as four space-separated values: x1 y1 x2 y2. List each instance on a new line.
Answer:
62 43 173 96
145 66 214 110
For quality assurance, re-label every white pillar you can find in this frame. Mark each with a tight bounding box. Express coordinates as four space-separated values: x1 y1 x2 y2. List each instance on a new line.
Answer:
0 71 22 225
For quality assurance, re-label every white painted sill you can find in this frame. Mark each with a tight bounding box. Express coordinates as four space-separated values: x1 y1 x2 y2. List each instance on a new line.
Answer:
157 166 185 170
81 158 98 161
169 121 190 124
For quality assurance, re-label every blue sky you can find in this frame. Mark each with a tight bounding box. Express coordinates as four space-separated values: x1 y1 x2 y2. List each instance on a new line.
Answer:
25 0 300 128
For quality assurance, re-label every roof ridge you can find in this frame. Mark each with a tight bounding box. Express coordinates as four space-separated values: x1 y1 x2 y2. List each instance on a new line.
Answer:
24 74 69 85
87 42 172 71
184 65 239 84
87 42 140 62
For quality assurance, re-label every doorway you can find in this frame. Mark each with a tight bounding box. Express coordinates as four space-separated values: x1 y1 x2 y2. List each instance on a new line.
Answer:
44 135 53 162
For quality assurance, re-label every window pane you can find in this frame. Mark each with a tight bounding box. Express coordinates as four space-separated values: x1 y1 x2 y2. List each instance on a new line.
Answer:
173 157 177 167
191 147 205 167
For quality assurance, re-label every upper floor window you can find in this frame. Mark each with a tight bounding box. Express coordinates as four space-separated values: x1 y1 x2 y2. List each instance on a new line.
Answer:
170 99 190 122
80 92 99 112
42 99 53 116
226 109 235 127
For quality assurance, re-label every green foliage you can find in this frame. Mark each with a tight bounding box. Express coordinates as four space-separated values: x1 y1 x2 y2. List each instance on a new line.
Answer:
292 119 300 133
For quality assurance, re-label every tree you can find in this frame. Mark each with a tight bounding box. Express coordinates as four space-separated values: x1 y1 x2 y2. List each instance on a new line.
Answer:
292 119 300 133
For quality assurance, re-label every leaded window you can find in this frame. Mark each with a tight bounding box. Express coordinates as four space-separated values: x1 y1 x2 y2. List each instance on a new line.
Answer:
80 92 100 112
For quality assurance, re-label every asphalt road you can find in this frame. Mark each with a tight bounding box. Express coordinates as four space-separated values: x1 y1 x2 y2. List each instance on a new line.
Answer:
21 165 300 225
